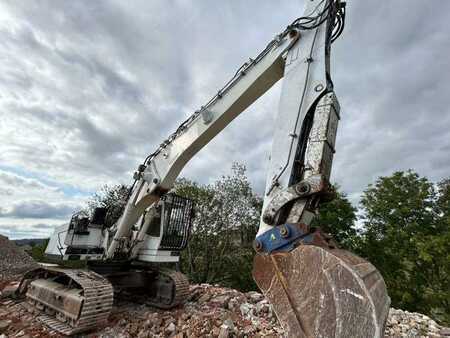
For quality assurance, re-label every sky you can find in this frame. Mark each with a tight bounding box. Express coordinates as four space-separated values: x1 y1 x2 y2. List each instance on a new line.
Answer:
1 0 449 239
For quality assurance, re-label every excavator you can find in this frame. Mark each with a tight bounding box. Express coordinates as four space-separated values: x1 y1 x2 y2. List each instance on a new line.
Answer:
16 0 391 336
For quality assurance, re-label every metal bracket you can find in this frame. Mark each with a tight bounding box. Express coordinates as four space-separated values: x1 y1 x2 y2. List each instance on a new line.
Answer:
254 223 313 254
201 108 214 124
262 174 328 225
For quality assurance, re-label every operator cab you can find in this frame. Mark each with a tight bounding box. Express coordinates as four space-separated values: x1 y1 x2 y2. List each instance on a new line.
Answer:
44 193 194 263
62 210 106 260
138 193 194 263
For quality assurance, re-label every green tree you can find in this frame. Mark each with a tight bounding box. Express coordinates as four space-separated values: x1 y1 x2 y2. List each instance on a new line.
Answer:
312 186 358 251
174 163 261 291
31 238 50 262
359 170 450 324
418 177 450 324
87 184 129 227
437 178 450 228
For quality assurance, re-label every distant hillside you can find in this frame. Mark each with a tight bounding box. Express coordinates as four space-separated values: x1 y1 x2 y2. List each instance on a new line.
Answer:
13 238 48 247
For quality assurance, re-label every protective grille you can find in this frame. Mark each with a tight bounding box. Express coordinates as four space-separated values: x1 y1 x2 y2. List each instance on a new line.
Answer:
159 194 194 251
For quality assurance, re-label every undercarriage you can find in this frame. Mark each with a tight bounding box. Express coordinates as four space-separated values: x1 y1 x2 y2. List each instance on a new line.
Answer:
17 264 189 335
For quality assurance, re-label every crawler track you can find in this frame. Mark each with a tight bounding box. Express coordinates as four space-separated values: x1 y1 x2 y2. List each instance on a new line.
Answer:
19 267 113 335
146 269 190 309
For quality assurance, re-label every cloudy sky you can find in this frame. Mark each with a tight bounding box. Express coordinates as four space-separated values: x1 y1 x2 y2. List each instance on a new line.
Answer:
1 1 449 239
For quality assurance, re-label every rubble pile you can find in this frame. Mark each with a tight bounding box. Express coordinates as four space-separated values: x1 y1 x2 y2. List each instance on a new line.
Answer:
385 309 450 338
0 282 449 338
98 283 284 338
0 235 37 283
0 283 282 338
0 236 449 337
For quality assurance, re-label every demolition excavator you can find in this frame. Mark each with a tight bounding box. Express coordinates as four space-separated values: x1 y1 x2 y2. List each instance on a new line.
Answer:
17 0 391 336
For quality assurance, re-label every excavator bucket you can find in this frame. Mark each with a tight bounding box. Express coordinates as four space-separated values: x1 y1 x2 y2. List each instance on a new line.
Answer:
253 228 390 338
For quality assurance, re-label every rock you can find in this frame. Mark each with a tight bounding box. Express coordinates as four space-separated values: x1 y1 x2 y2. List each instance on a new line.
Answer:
429 323 440 333
149 315 163 327
165 317 176 325
166 322 176 333
441 327 450 336
137 329 149 338
210 294 231 308
0 283 19 299
245 291 264 304
198 293 211 304
227 297 239 311
243 325 254 334
117 318 127 327
255 300 270 315
0 320 10 333
239 303 254 317
218 325 230 338
212 326 220 336
187 289 202 302
127 323 139 335
222 318 234 330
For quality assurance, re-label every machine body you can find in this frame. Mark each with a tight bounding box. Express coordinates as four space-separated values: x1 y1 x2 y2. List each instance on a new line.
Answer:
18 1 390 336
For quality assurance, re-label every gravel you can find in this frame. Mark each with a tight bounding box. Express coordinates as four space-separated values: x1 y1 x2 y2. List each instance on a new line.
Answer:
385 308 450 338
0 235 37 282
1 281 449 338
0 235 448 337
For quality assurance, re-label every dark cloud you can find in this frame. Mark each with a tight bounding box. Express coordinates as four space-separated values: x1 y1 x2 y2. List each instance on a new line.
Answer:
31 223 59 230
0 171 49 191
0 201 77 219
0 0 449 238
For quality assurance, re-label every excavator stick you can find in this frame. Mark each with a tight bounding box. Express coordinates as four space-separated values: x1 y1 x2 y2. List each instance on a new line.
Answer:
253 227 390 338
249 1 391 335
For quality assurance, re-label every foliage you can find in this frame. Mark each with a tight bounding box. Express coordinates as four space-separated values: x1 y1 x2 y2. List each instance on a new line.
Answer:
175 166 359 292
30 238 49 262
174 163 262 291
87 184 130 227
84 165 359 292
358 170 450 325
312 186 358 251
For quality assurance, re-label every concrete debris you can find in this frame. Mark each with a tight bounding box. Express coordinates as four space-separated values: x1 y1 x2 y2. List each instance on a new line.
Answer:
0 281 449 338
0 320 11 334
0 237 448 337
0 282 283 337
385 308 450 338
0 283 19 300
0 235 37 283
